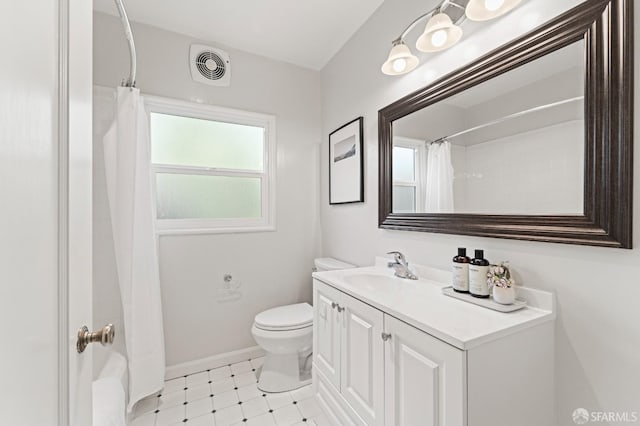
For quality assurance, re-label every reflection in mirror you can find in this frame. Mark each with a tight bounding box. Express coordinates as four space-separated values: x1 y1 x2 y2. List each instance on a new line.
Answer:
392 41 585 215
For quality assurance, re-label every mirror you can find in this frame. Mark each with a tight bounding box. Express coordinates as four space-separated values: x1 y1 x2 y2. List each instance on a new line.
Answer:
379 0 633 248
392 42 585 215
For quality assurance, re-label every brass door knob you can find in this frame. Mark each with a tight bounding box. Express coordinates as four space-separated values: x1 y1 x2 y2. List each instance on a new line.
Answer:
77 323 115 353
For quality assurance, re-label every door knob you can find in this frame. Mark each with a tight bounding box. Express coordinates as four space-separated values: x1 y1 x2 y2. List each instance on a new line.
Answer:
77 323 115 353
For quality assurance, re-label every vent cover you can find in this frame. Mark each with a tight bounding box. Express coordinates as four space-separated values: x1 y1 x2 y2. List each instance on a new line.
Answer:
189 44 231 86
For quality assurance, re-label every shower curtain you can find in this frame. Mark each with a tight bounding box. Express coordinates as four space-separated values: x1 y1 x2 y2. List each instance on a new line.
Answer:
425 140 454 213
103 87 165 412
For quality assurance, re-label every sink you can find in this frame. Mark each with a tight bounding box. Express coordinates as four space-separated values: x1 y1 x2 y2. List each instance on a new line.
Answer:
343 273 407 291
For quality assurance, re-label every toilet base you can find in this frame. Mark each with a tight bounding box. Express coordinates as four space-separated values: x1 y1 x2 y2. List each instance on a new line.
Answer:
257 352 311 393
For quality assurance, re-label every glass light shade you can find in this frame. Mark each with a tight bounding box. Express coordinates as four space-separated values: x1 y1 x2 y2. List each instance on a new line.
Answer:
465 0 522 21
416 13 463 53
381 41 419 75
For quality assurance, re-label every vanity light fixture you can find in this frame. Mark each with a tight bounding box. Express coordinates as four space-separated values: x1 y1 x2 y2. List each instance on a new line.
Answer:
381 0 521 76
381 40 420 75
416 12 464 52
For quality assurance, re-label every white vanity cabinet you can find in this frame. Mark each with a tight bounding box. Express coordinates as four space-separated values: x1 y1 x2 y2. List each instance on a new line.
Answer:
312 275 554 426
313 280 385 425
313 281 342 390
384 315 465 426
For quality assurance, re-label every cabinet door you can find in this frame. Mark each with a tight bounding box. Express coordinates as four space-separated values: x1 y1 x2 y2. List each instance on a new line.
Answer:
340 294 384 426
313 280 342 390
384 315 466 426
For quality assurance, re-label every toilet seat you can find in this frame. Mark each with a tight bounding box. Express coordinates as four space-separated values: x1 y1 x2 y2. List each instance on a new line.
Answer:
254 303 313 331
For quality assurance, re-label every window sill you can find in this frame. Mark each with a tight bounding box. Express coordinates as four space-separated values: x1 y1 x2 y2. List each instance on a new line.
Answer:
156 225 276 236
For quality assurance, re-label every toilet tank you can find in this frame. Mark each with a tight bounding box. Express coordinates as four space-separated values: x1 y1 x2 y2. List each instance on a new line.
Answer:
314 257 354 272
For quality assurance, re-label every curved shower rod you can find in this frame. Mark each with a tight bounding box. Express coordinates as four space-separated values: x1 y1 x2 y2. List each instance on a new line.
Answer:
113 0 137 87
428 96 585 145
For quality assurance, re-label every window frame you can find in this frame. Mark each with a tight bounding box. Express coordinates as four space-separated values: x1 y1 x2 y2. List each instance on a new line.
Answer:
145 95 276 235
392 137 425 213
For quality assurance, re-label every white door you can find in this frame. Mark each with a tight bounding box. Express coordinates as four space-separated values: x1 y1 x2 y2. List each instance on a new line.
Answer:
340 295 384 426
384 315 466 426
0 0 93 424
313 280 342 389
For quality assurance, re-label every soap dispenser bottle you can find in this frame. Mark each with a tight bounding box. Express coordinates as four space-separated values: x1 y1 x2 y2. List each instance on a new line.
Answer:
469 249 490 298
452 248 470 293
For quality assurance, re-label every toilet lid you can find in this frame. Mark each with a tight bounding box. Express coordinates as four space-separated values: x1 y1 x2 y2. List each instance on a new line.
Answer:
254 303 313 331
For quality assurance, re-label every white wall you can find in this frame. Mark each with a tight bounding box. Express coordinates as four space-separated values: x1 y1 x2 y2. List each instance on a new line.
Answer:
451 144 468 211
320 1 640 425
93 12 322 368
461 120 584 214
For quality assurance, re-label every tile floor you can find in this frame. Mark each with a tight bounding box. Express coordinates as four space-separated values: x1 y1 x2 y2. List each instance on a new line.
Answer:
130 357 333 426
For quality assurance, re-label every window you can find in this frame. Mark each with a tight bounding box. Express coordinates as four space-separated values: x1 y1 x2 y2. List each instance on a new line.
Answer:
146 96 276 234
392 138 425 213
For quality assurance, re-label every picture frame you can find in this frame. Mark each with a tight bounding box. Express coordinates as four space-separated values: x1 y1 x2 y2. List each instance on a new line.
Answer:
329 117 364 205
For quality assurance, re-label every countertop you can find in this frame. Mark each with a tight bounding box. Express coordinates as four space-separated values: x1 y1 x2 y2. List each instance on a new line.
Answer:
312 261 555 350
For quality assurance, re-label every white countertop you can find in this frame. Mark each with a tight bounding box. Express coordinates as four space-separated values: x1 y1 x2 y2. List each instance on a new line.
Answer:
312 261 555 350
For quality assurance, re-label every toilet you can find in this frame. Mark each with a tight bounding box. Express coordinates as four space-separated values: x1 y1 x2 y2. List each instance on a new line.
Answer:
251 257 354 393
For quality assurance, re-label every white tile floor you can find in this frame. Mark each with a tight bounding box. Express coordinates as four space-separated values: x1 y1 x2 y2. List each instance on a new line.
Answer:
130 357 333 426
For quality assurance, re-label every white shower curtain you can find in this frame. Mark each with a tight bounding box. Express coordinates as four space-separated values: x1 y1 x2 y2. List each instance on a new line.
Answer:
103 87 165 412
425 140 454 213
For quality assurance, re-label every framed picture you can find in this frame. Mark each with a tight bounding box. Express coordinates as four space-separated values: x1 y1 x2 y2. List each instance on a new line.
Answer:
329 117 364 204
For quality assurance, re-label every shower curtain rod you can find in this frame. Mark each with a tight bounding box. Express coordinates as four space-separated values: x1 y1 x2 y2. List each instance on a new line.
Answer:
428 96 584 145
114 0 137 87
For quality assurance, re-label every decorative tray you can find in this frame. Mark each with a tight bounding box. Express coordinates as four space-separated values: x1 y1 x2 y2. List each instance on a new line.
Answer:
442 286 527 313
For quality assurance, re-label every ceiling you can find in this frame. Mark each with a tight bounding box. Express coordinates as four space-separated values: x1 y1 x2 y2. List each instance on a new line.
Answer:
93 0 385 70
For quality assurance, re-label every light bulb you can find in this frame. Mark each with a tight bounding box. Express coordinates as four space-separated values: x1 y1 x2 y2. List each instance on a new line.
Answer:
484 0 505 11
392 58 407 73
430 29 448 48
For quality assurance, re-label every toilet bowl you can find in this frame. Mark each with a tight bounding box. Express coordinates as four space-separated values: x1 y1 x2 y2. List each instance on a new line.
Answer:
252 303 313 393
251 257 354 393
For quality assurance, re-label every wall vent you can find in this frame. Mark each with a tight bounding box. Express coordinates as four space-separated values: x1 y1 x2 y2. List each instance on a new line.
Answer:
189 44 231 87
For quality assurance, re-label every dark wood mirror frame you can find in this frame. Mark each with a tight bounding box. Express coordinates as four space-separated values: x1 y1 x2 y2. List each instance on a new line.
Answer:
379 0 633 248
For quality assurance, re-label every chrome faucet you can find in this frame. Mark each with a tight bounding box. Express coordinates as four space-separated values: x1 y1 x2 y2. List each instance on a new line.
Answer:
387 251 418 280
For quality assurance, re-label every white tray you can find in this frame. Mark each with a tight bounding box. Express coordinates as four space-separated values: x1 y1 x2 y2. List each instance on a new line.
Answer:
442 286 527 313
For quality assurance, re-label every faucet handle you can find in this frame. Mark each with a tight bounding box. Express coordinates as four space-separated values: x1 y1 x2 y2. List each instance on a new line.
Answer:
386 251 407 265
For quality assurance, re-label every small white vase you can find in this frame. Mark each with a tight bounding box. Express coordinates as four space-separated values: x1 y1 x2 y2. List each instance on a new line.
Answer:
492 285 516 305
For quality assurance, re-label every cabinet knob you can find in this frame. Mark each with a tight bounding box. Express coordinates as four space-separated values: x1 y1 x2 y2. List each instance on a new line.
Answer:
331 302 338 309
381 332 392 342
337 305 345 313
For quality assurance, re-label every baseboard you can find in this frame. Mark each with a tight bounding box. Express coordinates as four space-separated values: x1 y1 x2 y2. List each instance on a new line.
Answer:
165 346 265 380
